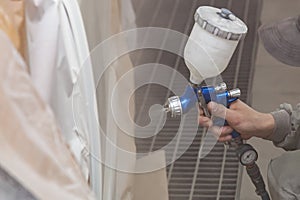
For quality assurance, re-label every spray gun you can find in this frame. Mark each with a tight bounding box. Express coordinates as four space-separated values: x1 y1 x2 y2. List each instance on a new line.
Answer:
164 6 270 200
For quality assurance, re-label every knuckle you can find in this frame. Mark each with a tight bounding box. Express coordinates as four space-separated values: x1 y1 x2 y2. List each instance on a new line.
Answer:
230 117 241 127
212 104 220 113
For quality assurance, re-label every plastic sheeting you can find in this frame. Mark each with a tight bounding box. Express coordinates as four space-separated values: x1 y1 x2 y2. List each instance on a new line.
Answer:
0 168 36 200
0 29 94 200
24 0 102 198
0 0 25 56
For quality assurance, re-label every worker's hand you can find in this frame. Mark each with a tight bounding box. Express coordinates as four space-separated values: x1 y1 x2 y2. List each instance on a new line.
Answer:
199 100 275 142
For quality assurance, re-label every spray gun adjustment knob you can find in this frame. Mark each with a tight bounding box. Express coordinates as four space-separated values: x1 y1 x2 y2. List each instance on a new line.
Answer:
214 82 227 92
228 88 241 98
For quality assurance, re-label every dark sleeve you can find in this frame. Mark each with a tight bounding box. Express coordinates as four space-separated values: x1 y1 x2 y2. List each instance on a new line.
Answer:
267 103 300 151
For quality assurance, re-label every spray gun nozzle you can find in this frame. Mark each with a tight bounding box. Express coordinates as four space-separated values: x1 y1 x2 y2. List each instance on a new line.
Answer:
163 104 170 113
163 96 182 117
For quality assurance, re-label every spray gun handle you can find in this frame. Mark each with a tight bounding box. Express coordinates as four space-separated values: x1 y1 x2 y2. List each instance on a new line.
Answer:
224 96 241 139
230 130 241 138
212 117 240 138
200 85 241 139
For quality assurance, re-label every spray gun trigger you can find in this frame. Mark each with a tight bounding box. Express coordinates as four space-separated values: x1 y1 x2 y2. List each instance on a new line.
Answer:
198 90 211 118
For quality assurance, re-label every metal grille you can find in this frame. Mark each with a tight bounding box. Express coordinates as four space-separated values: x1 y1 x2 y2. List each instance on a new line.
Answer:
131 0 262 199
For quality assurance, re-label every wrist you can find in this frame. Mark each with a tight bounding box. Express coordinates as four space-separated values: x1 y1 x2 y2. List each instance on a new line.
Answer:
257 113 275 139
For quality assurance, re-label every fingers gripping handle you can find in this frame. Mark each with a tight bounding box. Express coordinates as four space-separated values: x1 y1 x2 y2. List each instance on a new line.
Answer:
230 130 240 138
212 117 240 138
200 84 241 139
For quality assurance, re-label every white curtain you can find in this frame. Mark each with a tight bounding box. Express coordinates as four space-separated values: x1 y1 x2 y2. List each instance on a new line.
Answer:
79 1 169 200
24 0 102 198
79 1 136 199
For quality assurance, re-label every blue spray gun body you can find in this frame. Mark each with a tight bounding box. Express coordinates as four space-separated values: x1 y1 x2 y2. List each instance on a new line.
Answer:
165 82 241 139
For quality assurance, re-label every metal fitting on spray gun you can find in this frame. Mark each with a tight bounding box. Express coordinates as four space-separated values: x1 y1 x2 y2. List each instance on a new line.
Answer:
164 84 198 117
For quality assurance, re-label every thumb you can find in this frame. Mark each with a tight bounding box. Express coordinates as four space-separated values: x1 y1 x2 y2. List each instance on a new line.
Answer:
208 102 232 119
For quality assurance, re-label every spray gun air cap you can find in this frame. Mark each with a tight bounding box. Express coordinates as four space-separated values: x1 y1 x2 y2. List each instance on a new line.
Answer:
164 96 182 117
184 6 248 84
